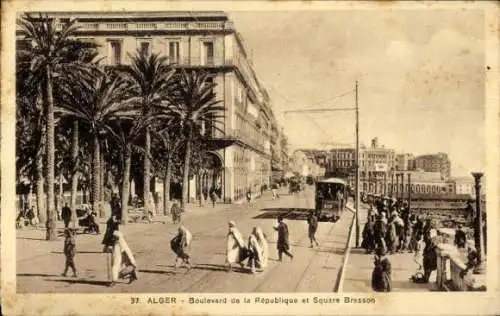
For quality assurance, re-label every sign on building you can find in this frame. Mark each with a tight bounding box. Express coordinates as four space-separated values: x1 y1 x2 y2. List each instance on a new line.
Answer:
374 163 388 172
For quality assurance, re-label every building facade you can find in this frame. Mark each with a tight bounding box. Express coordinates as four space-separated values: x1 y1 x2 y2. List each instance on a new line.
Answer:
395 153 415 171
18 12 285 203
414 153 451 179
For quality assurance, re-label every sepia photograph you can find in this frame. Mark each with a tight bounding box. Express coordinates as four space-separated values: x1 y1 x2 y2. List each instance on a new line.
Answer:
2 1 499 315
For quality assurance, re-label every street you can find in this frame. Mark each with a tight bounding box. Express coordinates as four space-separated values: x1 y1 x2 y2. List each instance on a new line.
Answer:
17 186 354 293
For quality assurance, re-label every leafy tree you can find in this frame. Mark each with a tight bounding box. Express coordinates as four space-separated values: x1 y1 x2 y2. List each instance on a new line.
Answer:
56 69 138 218
127 51 175 213
104 109 152 224
17 13 97 240
151 120 184 214
168 69 225 207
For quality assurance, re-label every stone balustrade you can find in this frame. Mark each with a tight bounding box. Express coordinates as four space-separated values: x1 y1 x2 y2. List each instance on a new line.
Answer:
436 243 486 291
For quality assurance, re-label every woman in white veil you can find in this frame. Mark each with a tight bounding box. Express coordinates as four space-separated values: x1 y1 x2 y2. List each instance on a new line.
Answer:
110 230 138 286
226 221 248 272
254 226 268 269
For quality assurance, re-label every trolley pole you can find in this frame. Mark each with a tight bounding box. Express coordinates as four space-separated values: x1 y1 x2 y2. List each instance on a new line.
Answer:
355 80 360 248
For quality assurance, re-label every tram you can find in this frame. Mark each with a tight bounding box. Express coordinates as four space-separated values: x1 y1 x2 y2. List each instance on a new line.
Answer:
315 178 348 222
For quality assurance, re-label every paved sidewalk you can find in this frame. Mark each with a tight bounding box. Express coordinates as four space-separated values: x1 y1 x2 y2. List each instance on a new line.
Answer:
17 186 355 293
342 204 437 292
16 189 279 263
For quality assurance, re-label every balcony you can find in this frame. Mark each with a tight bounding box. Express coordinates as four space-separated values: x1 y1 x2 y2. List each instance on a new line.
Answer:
209 128 266 154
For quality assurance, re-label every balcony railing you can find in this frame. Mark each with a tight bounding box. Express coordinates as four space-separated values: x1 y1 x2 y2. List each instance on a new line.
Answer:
213 128 265 153
67 21 226 32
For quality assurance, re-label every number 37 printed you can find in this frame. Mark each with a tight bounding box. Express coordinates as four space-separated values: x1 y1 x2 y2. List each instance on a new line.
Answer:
131 297 140 304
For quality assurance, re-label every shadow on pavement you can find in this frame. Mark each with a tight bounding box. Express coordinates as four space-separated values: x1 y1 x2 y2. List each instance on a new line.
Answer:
193 263 248 274
51 251 103 254
253 208 314 221
18 273 58 277
47 278 110 287
139 269 174 275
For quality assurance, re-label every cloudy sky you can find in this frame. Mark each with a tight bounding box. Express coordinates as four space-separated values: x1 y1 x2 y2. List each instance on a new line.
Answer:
228 9 485 177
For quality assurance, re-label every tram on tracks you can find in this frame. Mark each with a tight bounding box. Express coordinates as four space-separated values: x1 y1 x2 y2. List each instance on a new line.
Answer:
314 178 348 222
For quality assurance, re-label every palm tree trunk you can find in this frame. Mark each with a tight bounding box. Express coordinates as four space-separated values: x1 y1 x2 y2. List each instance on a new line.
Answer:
121 147 132 225
163 155 172 215
70 120 79 228
92 135 101 217
44 66 57 241
36 153 45 223
144 128 151 211
100 150 106 215
58 171 63 219
181 128 192 207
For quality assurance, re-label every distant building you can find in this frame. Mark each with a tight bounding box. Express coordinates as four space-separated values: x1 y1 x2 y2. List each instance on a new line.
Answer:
448 177 476 196
414 153 451 179
395 153 415 171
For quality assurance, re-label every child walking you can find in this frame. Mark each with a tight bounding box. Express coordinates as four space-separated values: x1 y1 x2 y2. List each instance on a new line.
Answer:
62 228 77 277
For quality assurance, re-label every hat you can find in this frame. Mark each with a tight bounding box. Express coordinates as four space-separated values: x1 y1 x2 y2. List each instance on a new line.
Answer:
228 220 236 227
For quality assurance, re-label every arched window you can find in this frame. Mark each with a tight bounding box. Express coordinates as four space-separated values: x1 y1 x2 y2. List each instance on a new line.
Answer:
411 184 415 193
416 185 420 193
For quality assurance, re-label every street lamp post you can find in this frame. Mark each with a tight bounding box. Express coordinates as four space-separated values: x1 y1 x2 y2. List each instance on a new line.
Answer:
395 173 399 198
390 171 394 197
408 173 412 213
471 172 486 274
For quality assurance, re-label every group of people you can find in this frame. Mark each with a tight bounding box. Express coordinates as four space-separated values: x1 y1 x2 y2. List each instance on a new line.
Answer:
362 196 443 291
225 215 293 273
363 195 482 292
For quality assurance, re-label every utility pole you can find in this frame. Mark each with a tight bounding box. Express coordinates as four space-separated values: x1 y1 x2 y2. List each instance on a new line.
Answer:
282 82 360 247
355 80 360 248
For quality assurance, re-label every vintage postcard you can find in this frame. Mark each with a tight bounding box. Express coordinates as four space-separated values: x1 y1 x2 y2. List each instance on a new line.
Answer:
1 0 499 315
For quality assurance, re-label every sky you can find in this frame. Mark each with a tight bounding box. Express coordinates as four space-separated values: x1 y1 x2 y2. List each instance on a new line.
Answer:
228 9 486 177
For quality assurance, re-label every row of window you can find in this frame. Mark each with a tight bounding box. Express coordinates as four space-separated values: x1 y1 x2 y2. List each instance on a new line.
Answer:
363 183 450 194
78 38 215 66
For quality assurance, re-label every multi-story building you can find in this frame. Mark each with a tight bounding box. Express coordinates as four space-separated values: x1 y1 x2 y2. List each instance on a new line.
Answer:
395 153 415 171
18 11 284 203
326 148 356 180
448 177 476 196
414 153 451 179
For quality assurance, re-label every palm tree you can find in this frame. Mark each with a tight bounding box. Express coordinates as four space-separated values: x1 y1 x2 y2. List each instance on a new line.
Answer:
104 111 152 224
56 69 138 219
151 120 184 214
127 51 176 214
17 13 95 240
168 69 225 207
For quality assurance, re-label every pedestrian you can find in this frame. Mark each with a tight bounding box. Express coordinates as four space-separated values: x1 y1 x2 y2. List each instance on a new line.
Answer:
307 211 319 248
413 234 425 271
170 200 181 224
362 216 376 254
170 225 193 272
385 213 398 254
61 203 71 228
246 189 252 204
422 228 438 283
210 189 217 208
247 227 264 274
274 215 294 262
254 226 268 269
271 182 280 200
226 221 248 272
110 230 138 286
86 209 100 234
102 214 120 253
371 246 392 292
61 228 77 278
454 224 467 249
373 214 387 252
